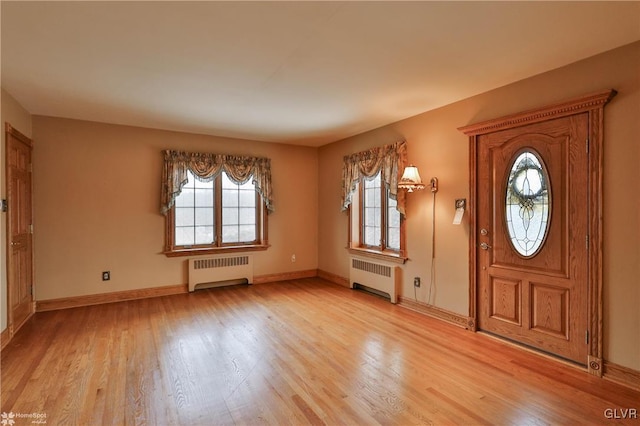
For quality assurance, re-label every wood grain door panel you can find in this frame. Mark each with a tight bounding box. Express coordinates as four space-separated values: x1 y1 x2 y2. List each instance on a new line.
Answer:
489 276 522 325
477 114 588 364
529 282 569 339
6 124 34 335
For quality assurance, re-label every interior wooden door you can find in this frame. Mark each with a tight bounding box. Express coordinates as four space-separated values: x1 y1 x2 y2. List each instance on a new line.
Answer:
6 124 34 335
476 114 589 364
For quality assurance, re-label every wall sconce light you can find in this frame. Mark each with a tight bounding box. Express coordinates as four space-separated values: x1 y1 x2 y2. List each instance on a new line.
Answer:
399 165 438 193
398 165 425 192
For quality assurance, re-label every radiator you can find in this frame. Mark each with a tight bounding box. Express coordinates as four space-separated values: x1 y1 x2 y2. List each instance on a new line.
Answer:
188 255 254 292
349 258 400 303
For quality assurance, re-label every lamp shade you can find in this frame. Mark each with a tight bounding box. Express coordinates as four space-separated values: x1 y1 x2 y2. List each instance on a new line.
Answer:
398 165 426 192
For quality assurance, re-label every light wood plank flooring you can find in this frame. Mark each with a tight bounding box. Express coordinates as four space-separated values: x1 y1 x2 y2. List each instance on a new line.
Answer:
2 278 639 425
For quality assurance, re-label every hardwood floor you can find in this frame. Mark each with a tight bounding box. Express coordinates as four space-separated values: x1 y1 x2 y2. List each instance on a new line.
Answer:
2 278 639 425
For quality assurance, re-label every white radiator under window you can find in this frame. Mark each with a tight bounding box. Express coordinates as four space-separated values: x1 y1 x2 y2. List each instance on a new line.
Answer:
188 255 254 292
349 257 400 303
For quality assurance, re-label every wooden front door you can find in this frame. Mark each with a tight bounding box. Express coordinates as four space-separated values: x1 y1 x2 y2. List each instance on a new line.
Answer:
461 90 616 375
6 123 34 335
476 114 589 364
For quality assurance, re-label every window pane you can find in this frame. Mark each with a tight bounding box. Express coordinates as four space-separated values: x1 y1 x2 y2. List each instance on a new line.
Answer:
365 209 376 226
362 172 383 247
221 172 258 244
239 190 255 207
195 226 214 245
366 228 379 245
239 225 256 242
195 207 214 226
222 207 239 225
388 229 400 251
373 190 381 207
195 189 213 207
222 190 239 207
175 207 194 227
222 225 239 243
373 228 381 246
388 208 400 228
365 188 376 206
239 207 255 224
388 195 400 251
175 172 212 247
364 224 381 246
175 227 195 246
365 227 376 245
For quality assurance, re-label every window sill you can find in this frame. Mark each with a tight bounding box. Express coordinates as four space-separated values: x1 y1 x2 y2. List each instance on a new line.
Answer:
347 247 408 265
164 244 270 258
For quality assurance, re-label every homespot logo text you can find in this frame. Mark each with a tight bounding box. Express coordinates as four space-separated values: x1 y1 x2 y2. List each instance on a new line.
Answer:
1 412 47 425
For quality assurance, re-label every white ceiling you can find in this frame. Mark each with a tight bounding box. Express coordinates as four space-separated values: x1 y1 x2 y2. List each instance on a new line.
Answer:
2 2 639 147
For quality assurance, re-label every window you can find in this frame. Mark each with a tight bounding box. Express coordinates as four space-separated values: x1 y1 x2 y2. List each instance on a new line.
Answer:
161 150 273 257
505 150 550 257
174 170 259 246
166 170 267 255
361 172 401 251
387 196 401 251
221 173 257 244
359 171 402 253
342 141 407 263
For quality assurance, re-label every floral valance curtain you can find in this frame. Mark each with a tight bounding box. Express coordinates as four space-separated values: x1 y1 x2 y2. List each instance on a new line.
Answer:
341 140 407 215
161 150 274 215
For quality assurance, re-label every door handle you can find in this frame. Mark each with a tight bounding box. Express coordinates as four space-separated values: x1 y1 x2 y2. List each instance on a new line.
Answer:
480 242 492 250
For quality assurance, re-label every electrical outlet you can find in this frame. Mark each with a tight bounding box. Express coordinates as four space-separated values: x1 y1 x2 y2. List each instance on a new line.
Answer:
414 277 421 287
102 271 110 281
291 254 296 263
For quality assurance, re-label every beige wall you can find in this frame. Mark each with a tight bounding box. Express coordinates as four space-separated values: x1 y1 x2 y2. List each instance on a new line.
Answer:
32 117 318 301
318 41 640 371
0 88 33 332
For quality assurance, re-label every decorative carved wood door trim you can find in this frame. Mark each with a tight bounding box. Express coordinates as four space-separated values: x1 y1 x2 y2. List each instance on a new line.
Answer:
459 90 616 376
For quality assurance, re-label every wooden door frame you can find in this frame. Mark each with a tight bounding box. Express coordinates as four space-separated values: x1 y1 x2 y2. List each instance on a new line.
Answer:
4 122 35 342
458 90 617 376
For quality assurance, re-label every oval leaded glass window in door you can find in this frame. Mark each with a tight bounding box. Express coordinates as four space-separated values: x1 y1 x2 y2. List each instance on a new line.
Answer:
505 150 551 257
